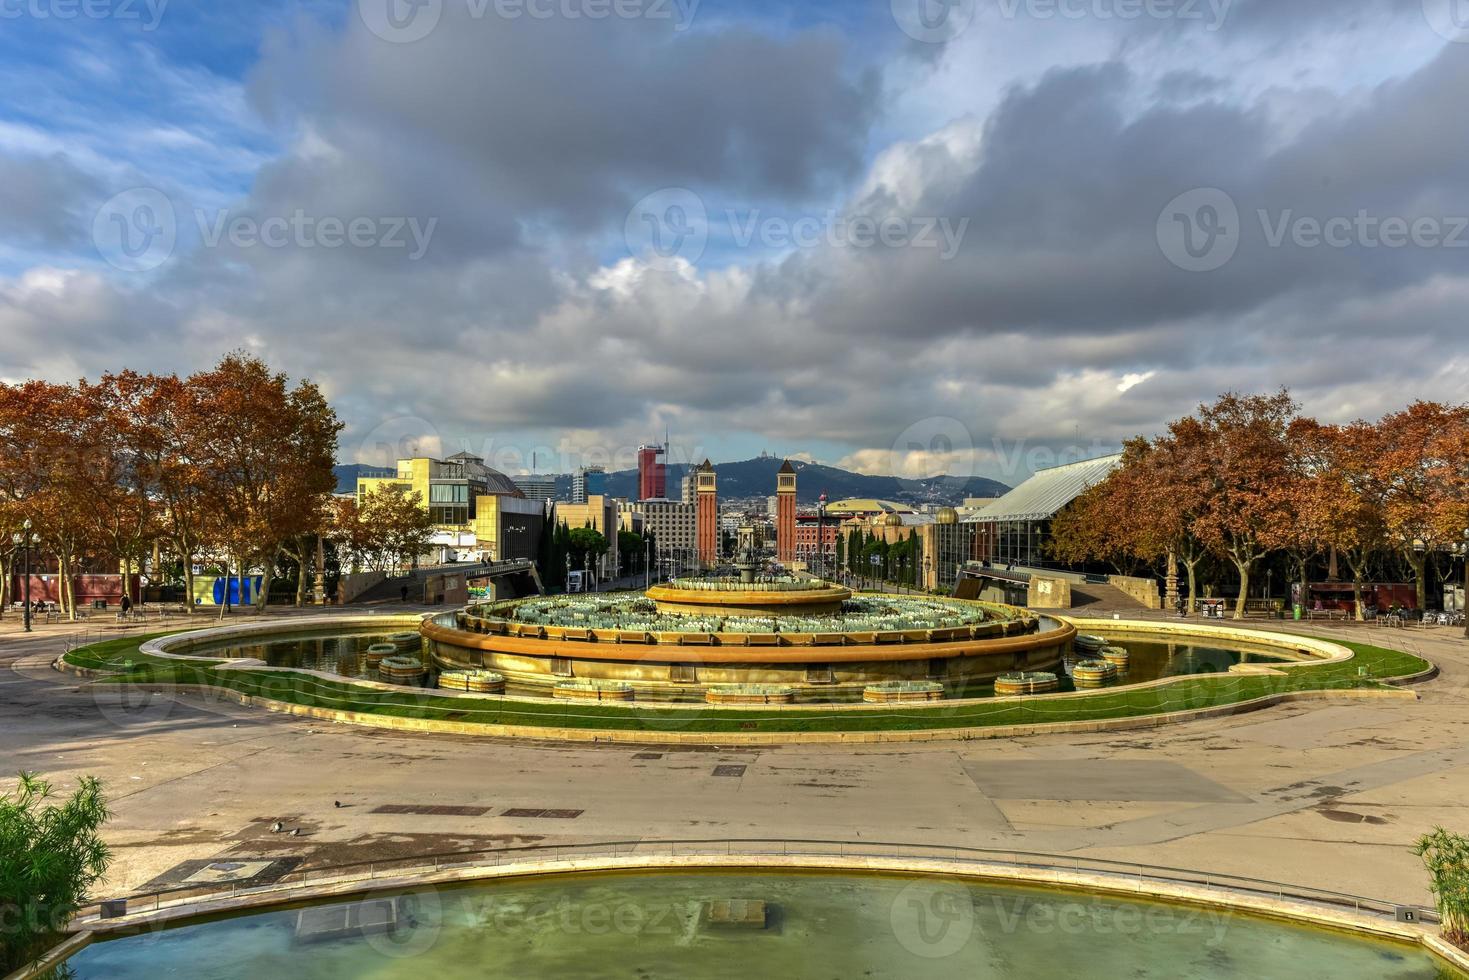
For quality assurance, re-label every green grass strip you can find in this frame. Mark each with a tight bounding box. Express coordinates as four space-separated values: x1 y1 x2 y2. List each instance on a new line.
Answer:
62 635 1429 735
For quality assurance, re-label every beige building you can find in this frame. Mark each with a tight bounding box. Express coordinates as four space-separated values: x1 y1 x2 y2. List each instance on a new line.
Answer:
356 454 543 562
553 494 621 580
618 498 697 558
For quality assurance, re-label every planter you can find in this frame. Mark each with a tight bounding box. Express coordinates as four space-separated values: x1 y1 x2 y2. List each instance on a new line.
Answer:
378 656 427 683
993 671 1060 696
553 681 635 702
363 643 397 666
1075 634 1106 652
1100 645 1130 667
863 681 945 703
438 670 507 694
706 685 797 705
389 632 422 654
1072 659 1119 688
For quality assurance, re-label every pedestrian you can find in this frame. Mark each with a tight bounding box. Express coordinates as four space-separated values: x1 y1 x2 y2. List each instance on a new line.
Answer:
400 584 409 603
120 594 133 619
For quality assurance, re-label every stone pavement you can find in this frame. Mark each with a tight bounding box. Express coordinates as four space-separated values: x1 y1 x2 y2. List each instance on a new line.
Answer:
1 606 1466 907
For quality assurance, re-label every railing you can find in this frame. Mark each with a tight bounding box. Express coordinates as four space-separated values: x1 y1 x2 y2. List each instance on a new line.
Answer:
74 838 1437 926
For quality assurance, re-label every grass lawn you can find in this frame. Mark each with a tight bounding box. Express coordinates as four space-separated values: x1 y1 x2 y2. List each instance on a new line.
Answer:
62 634 1431 736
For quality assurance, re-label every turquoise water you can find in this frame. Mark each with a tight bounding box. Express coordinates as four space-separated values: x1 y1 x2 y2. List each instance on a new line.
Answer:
195 629 1292 702
190 630 408 680
65 872 1459 979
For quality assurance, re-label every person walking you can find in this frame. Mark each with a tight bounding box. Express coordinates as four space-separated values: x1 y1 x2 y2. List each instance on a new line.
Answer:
120 594 133 620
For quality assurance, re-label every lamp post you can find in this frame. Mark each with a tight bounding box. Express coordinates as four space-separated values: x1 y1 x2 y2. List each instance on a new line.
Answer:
815 494 827 582
869 553 880 592
1459 529 1469 640
13 519 39 633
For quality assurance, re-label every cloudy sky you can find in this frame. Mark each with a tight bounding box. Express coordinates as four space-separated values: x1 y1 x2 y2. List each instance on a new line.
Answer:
2 0 1466 486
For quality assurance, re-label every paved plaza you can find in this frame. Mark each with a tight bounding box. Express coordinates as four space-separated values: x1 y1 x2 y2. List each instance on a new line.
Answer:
2 609 1466 907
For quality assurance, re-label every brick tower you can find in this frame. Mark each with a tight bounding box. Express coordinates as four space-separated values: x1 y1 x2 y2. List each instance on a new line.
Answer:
776 459 797 564
695 459 718 567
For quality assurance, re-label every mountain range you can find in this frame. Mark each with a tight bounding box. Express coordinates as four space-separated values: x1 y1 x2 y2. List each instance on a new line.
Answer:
335 457 1010 506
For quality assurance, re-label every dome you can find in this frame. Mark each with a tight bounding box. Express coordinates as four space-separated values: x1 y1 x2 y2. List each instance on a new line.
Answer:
883 512 905 527
936 507 959 525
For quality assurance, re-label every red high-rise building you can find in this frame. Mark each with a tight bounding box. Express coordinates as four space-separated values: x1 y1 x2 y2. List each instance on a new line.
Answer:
776 459 797 563
695 459 718 566
637 443 666 501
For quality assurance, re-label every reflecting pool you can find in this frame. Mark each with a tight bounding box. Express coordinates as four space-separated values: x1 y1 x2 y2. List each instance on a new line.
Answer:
64 872 1459 979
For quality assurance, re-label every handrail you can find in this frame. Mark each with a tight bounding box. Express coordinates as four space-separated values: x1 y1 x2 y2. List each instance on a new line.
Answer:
74 837 1437 926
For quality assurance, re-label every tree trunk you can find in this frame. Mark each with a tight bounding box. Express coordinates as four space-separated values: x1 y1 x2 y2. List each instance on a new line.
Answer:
1406 549 1428 611
1232 560 1252 619
0 554 9 618
218 555 230 621
183 551 197 614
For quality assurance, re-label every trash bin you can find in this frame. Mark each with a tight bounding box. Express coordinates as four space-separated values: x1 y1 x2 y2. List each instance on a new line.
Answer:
92 599 107 610
1293 604 1302 621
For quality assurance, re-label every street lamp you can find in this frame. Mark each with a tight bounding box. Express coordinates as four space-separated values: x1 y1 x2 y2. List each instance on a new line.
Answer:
869 553 881 591
1458 529 1469 639
815 494 827 582
12 519 40 633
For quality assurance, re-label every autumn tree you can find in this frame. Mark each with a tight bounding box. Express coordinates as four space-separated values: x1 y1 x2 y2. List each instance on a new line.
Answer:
1175 391 1299 619
1374 402 1469 610
332 486 435 573
188 353 340 617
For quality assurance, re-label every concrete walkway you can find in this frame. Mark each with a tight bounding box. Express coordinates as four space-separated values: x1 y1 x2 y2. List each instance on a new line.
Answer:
2 606 1466 909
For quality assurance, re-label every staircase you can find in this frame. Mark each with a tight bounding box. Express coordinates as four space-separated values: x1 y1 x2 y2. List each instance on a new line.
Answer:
350 576 419 605
1068 581 1150 613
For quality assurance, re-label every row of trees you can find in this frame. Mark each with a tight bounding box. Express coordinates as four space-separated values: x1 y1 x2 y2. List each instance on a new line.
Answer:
837 528 923 587
1051 393 1469 620
0 354 341 618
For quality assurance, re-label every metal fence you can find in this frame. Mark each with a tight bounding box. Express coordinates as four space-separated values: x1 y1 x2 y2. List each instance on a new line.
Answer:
76 838 1437 925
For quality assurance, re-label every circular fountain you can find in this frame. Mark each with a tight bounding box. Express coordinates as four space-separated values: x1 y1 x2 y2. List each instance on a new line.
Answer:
421 557 1075 701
